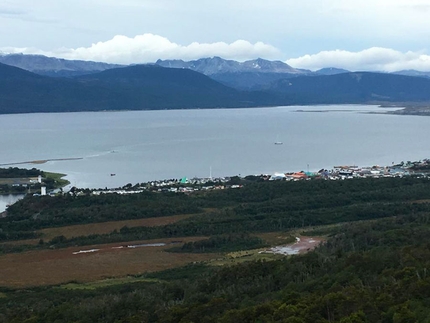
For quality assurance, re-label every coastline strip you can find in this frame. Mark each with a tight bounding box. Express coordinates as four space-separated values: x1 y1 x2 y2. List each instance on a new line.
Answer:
0 157 83 166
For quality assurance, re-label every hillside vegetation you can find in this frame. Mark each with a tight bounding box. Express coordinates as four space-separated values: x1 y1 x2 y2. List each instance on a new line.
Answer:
0 177 429 321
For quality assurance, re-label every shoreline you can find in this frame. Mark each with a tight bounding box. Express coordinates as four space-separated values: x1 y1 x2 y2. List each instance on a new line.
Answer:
0 157 83 167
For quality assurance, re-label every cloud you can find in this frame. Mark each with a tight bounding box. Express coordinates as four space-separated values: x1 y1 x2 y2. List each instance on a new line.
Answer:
0 8 25 15
286 48 430 72
0 34 281 64
4 35 430 73
402 3 430 12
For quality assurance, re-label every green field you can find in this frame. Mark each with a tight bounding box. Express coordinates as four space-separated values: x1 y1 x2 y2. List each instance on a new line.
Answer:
43 171 70 188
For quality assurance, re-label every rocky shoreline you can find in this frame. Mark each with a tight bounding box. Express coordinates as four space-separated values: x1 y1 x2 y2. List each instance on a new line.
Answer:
380 104 430 116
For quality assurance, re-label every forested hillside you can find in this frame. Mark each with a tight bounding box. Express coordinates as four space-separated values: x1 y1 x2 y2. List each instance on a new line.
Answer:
0 176 430 322
1 208 429 322
3 177 430 248
0 63 268 114
3 61 430 114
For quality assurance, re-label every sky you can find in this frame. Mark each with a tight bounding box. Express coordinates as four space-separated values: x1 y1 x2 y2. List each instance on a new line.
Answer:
1 0 430 71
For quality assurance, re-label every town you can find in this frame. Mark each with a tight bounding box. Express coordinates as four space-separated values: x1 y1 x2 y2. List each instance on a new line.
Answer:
74 158 430 196
3 159 428 199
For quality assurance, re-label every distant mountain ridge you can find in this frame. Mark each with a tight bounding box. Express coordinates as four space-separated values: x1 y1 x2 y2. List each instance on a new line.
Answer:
156 57 350 90
0 53 122 77
2 53 430 81
392 70 430 78
155 57 307 75
268 72 430 104
314 67 350 75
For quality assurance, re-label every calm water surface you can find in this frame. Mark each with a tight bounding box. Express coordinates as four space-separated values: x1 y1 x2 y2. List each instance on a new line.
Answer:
0 194 25 213
0 105 428 190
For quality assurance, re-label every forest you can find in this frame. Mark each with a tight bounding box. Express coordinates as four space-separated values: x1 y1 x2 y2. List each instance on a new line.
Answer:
0 176 429 322
0 167 43 178
2 176 430 249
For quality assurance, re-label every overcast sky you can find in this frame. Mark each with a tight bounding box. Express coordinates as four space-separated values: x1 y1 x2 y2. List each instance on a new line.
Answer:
1 0 430 71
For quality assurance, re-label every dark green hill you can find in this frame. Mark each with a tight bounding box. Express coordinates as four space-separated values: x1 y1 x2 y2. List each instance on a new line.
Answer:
2 62 430 114
0 63 265 114
0 62 126 113
269 71 430 104
74 64 262 109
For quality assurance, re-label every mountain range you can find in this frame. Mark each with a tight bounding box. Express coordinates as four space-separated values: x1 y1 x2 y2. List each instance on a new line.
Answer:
155 57 307 75
0 62 272 114
0 53 122 77
1 54 430 114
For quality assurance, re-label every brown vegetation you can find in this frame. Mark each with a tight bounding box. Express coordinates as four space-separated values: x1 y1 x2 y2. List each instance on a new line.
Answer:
39 213 195 240
0 236 214 288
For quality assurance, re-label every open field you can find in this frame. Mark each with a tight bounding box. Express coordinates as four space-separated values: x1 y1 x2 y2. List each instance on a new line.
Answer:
0 238 40 246
43 171 69 187
0 236 215 288
39 213 196 240
0 229 326 288
209 249 284 266
255 231 296 245
0 177 37 185
210 233 325 266
0 213 197 247
59 277 160 290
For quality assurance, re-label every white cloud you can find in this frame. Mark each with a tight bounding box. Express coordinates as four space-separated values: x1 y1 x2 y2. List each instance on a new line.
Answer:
4 35 430 73
286 48 430 72
0 34 281 64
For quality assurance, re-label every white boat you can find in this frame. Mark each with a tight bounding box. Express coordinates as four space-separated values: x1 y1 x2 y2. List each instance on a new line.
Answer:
274 134 283 145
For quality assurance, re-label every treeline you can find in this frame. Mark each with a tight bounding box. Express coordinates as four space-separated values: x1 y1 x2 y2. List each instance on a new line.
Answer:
168 234 266 253
1 213 429 322
40 201 430 250
2 191 202 239
2 177 430 248
0 167 43 178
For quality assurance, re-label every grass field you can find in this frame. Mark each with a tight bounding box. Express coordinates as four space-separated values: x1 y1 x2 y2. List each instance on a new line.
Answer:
255 232 296 245
59 277 160 290
0 221 328 288
0 177 35 185
209 233 324 266
0 236 214 288
44 171 70 187
0 227 328 288
39 213 196 240
1 213 198 247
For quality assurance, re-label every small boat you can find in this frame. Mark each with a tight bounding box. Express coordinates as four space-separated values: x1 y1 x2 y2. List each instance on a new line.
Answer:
110 173 116 176
274 134 283 145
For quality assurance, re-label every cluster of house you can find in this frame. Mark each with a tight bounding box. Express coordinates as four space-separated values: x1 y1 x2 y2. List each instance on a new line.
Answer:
268 164 414 181
84 176 239 196
65 159 430 197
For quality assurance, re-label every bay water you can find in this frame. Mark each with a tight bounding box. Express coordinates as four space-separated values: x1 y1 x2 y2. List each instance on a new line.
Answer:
0 105 429 192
